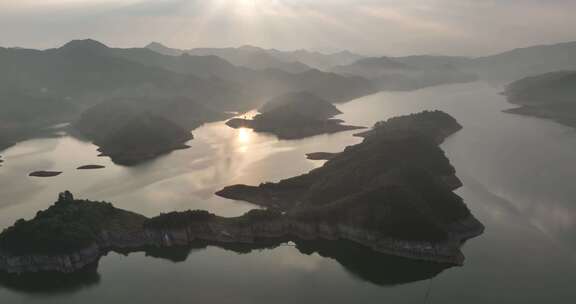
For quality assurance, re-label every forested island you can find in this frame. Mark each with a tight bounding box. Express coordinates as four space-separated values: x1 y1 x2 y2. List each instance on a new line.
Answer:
226 91 365 139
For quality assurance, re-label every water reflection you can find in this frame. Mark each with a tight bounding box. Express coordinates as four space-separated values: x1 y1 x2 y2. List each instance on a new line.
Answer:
0 241 449 295
0 265 101 295
237 128 252 144
3 82 576 302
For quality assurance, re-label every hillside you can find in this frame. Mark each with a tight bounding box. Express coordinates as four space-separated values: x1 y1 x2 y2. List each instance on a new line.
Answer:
504 70 576 128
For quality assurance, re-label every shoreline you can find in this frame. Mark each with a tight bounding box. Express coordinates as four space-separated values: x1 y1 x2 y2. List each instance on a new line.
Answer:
0 212 483 274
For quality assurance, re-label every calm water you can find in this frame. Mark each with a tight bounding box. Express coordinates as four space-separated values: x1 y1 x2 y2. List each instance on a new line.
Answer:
1 82 575 303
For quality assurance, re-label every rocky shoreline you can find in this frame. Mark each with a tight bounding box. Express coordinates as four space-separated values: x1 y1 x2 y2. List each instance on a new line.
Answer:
0 196 483 274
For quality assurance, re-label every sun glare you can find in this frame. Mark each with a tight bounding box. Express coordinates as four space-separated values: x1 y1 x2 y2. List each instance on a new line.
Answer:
235 0 258 16
237 128 252 144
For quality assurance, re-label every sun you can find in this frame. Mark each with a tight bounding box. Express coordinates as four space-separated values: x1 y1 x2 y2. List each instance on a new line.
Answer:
234 0 259 17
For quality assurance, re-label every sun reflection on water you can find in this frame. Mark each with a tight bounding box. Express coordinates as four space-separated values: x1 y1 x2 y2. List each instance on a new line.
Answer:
237 128 252 144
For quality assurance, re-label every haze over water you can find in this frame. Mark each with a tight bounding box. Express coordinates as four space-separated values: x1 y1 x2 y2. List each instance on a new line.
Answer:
1 82 575 303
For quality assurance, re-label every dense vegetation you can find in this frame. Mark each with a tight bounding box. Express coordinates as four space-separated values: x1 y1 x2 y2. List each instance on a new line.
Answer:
358 110 462 143
144 210 217 229
218 111 470 242
506 71 576 105
0 192 118 254
505 71 576 128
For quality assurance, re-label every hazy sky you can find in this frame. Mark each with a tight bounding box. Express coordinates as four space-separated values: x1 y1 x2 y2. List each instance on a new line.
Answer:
1 0 575 56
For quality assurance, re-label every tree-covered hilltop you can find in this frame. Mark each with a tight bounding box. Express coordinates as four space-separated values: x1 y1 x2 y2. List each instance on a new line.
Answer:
226 91 364 139
355 110 462 144
0 192 145 255
144 210 218 230
217 110 476 242
504 71 576 128
94 113 193 166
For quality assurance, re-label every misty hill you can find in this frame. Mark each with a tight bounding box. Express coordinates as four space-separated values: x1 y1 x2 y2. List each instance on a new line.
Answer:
469 41 576 81
0 39 378 149
124 43 378 104
332 57 413 78
0 89 76 151
73 96 227 165
75 97 226 138
147 42 184 56
259 91 343 120
94 113 193 165
226 92 363 139
64 40 376 105
146 42 310 73
146 42 364 71
0 89 74 125
392 55 472 70
504 70 576 128
0 39 252 111
332 56 476 90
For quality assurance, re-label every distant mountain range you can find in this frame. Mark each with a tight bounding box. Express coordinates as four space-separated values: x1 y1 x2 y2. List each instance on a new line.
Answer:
2 38 576 159
0 39 377 157
146 42 364 72
470 41 576 81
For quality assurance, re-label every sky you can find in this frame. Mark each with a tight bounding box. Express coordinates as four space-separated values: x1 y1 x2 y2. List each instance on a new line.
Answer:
0 0 575 56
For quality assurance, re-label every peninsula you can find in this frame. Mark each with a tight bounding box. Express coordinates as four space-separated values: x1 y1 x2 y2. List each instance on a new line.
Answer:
504 70 576 128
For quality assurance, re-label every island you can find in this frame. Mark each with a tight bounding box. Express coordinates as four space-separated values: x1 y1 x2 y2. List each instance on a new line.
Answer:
226 91 365 139
75 110 193 166
29 171 63 178
77 165 106 170
504 70 576 128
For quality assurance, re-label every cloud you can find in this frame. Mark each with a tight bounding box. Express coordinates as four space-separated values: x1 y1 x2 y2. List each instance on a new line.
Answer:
0 0 575 56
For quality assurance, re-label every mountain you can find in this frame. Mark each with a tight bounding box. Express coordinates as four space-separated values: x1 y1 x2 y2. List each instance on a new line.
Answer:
0 39 251 111
332 56 476 90
146 42 311 73
469 41 576 81
146 42 184 56
392 55 472 70
145 42 364 71
267 48 365 71
101 42 378 105
504 70 576 128
0 39 379 154
332 57 413 78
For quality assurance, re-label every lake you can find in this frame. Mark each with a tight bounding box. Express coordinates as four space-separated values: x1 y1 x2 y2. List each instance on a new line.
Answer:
1 82 575 303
